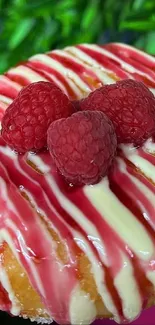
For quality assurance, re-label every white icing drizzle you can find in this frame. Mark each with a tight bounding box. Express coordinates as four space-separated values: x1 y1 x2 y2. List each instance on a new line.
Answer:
0 255 21 315
0 75 22 92
112 43 155 64
83 44 155 81
8 66 48 83
73 231 120 322
121 143 155 183
84 178 154 261
0 95 12 105
69 285 97 325
29 54 85 98
114 253 142 320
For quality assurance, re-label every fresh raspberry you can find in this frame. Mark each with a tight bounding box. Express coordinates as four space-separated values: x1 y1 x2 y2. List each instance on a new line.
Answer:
47 110 117 185
71 100 80 113
1 81 74 153
80 79 155 146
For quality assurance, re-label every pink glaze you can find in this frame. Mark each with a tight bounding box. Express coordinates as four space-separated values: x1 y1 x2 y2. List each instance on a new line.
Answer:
76 45 131 79
104 43 155 70
0 77 19 99
77 44 155 87
103 44 155 80
0 282 11 313
0 43 155 324
25 61 76 99
94 306 155 325
0 145 78 323
5 72 30 87
48 52 102 90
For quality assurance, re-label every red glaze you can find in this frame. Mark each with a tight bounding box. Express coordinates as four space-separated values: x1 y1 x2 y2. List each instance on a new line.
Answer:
48 52 102 90
76 45 130 79
0 283 11 312
26 61 77 99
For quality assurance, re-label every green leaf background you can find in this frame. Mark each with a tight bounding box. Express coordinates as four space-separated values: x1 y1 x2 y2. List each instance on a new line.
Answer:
0 0 155 73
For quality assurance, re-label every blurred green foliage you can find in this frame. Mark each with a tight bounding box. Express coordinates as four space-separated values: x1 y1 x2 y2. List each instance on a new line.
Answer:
0 0 155 73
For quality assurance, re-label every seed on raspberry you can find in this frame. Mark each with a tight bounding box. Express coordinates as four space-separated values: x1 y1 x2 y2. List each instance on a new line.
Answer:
80 79 155 146
47 110 117 186
1 81 74 153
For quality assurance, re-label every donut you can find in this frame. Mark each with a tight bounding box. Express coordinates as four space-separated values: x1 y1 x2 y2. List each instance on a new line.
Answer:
0 43 155 324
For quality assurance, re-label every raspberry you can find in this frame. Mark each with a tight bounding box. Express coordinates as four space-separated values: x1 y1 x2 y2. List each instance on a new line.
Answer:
71 100 80 113
80 79 155 146
47 110 117 185
1 81 74 153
